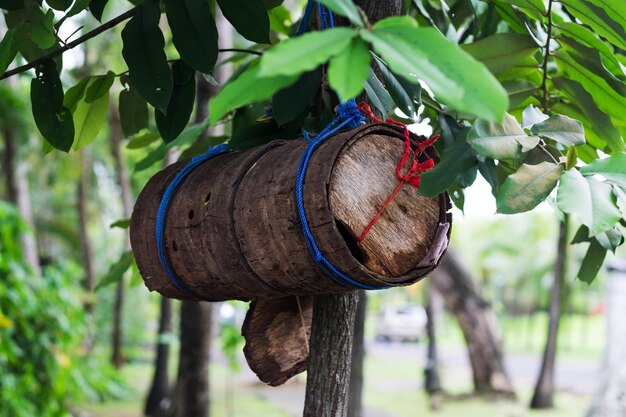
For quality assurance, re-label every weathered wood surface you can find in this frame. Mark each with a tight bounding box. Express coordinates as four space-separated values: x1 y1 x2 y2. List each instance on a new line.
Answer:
242 296 313 386
130 123 451 301
329 134 441 277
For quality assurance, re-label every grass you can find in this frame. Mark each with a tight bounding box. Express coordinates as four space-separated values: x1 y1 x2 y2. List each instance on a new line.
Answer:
78 311 602 417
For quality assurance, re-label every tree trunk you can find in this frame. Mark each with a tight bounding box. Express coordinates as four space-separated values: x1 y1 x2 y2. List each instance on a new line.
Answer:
304 292 359 417
303 3 402 416
172 301 212 417
585 260 626 417
145 296 173 417
77 150 96 318
430 249 515 395
424 284 443 409
110 107 133 368
2 124 41 276
530 216 569 409
348 290 366 417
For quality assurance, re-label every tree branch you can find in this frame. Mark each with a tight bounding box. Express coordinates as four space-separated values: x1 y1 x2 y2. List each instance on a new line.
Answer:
1 6 140 81
0 11 263 82
540 0 554 113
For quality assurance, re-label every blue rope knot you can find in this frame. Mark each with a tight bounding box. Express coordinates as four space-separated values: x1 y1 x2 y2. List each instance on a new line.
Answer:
337 100 365 129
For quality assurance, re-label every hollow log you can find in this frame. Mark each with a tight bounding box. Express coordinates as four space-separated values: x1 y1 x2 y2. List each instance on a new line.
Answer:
130 123 451 301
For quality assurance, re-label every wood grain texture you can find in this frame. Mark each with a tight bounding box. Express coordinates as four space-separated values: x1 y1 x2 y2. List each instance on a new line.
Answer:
329 134 440 276
130 123 452 301
242 296 313 386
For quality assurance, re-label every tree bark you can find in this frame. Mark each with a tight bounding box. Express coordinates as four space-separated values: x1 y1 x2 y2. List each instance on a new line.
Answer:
424 284 443 407
585 260 626 417
110 107 133 368
172 301 212 417
77 150 96 315
530 216 569 409
430 249 515 395
348 290 366 417
304 292 359 417
2 125 41 276
145 296 173 417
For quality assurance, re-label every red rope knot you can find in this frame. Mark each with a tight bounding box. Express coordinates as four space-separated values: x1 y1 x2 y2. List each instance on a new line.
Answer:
355 102 440 243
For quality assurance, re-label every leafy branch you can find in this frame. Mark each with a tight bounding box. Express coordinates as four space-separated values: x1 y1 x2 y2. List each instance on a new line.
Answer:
0 7 263 81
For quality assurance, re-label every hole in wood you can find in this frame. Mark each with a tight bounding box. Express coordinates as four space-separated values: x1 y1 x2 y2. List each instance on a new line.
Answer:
335 219 365 264
172 240 178 251
188 209 194 220
204 193 211 204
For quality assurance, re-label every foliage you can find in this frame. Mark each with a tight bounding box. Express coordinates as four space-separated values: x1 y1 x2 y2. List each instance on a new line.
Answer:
1 0 625 287
0 202 128 417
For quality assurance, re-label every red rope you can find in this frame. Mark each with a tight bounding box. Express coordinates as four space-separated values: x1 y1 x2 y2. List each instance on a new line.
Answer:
355 102 440 243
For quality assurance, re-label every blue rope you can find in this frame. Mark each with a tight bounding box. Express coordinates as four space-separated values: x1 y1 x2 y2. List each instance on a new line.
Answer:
295 100 390 290
155 144 229 298
297 0 316 35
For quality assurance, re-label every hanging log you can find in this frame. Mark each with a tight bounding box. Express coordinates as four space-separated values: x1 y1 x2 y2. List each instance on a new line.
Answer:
130 123 452 301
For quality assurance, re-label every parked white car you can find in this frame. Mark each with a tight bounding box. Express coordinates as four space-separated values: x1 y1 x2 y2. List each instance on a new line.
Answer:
375 304 427 343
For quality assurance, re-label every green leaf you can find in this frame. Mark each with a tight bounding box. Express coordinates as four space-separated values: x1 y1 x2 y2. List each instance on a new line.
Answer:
165 0 219 73
46 0 72 10
467 113 535 159
563 0 626 50
264 0 283 9
119 82 150 138
63 76 91 112
596 228 624 253
461 33 538 75
273 68 321 126
373 16 418 30
260 28 355 77
122 2 173 113
318 0 363 26
72 85 109 149
31 60 74 152
577 238 606 284
530 115 586 147
361 27 508 122
552 78 624 153
554 50 626 125
89 0 109 21
126 129 160 149
495 0 546 15
156 61 197 143
65 0 90 17
557 169 622 236
0 0 24 10
210 62 298 124
110 219 130 229
496 162 563 214
521 104 548 129
363 69 394 117
85 71 115 103
0 29 18 75
328 38 370 101
31 10 56 49
217 0 270 43
372 54 419 118
95 251 135 290
419 135 480 197
557 22 623 78
580 153 626 186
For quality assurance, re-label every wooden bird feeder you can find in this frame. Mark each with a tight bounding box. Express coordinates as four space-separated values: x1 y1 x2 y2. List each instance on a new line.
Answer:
130 122 452 385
